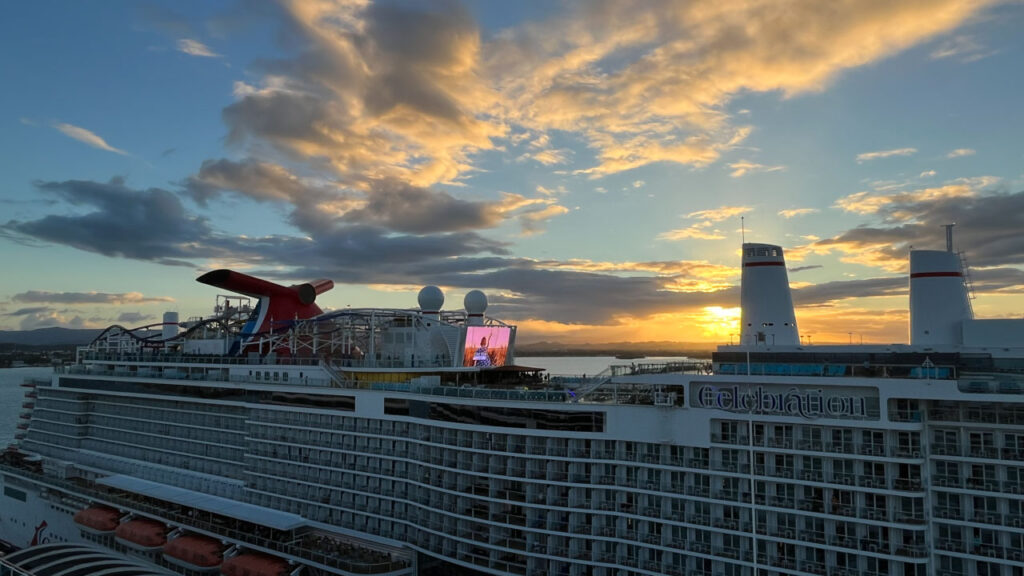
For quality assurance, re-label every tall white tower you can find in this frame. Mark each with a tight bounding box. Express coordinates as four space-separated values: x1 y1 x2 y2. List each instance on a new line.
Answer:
740 243 800 346
161 312 179 340
909 245 972 346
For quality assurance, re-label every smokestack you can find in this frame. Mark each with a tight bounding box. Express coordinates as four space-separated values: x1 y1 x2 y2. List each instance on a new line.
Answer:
909 249 972 346
740 243 800 346
162 312 179 341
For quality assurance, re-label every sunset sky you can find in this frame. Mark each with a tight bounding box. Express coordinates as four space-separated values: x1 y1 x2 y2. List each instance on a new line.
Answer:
2 0 1023 345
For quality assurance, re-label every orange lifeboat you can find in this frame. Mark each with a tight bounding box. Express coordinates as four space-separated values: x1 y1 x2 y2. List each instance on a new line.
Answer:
73 505 121 534
163 533 224 572
114 518 167 550
221 552 290 576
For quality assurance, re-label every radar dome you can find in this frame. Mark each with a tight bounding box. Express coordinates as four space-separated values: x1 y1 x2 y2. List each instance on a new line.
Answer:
418 286 445 312
464 290 488 315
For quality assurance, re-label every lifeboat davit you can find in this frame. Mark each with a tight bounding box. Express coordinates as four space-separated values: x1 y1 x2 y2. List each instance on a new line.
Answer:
114 518 167 550
163 533 224 572
73 505 121 534
221 552 290 576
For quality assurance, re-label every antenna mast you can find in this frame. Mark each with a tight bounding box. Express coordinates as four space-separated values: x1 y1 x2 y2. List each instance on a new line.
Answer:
741 216 746 244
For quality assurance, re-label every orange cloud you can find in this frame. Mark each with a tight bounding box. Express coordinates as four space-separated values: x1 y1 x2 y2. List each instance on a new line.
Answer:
834 181 983 217
729 160 785 178
686 205 752 222
778 208 819 218
489 0 997 178
856 147 917 162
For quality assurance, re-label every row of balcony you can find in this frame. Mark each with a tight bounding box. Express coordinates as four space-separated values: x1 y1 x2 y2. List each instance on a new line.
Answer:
712 435 923 459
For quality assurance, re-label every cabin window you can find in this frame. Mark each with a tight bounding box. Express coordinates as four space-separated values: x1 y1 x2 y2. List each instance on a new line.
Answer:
3 487 26 501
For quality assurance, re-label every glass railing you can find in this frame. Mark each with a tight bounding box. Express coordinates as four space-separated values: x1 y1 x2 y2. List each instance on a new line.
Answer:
716 362 955 379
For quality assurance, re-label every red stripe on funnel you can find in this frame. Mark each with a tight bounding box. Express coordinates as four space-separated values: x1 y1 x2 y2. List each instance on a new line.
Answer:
744 262 785 267
910 271 961 278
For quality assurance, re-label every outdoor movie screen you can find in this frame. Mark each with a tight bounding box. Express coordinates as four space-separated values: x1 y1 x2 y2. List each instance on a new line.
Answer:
463 326 511 367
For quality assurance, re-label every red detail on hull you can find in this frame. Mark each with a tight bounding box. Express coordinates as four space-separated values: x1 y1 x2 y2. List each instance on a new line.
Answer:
30 520 47 546
73 506 121 534
221 552 290 576
909 271 962 278
163 534 224 569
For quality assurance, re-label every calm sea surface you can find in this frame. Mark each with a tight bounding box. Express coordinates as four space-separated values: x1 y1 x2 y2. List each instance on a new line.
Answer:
517 355 694 376
0 358 691 443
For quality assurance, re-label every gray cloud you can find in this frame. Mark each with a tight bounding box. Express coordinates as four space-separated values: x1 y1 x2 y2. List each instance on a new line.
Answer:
3 178 214 265
6 307 53 317
339 180 504 234
792 277 907 306
3 306 87 330
184 158 563 236
816 187 1024 270
3 177 511 283
434 267 737 324
13 291 173 305
117 312 155 324
789 265 823 273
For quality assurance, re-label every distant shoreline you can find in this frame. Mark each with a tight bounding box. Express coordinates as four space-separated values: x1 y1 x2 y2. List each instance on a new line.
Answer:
516 349 713 359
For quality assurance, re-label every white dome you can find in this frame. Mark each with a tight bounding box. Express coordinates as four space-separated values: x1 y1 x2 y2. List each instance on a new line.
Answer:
418 285 445 312
464 290 488 315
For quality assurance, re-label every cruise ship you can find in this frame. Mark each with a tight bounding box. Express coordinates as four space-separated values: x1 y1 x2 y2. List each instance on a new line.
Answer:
3 233 1024 576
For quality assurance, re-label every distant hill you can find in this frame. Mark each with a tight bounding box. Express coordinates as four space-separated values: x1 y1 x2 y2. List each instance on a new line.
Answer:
0 327 103 346
516 340 715 358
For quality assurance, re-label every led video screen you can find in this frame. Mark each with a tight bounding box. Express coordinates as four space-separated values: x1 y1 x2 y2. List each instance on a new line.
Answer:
463 326 511 367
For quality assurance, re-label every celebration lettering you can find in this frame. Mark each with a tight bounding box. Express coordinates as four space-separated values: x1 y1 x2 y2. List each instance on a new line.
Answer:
696 385 868 419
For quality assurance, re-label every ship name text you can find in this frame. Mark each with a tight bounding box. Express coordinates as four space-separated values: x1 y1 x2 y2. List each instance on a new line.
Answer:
696 384 870 420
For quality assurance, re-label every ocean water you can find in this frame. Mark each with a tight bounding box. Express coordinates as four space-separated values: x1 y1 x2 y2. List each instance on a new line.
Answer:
0 366 52 446
517 355 694 377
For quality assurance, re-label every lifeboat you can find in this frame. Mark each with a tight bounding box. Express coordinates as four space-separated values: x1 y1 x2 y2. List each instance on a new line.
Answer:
20 381 36 388
16 422 28 430
73 505 121 535
163 533 224 572
25 390 37 398
221 552 290 576
114 518 167 551
22 402 34 409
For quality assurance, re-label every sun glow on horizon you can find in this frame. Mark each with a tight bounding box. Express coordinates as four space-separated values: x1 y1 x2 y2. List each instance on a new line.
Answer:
695 306 741 342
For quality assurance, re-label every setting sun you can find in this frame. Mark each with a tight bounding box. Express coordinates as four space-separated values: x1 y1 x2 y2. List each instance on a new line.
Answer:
697 306 742 342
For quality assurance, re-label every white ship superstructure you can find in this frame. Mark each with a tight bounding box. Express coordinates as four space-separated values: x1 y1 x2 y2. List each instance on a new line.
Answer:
2 237 1024 576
